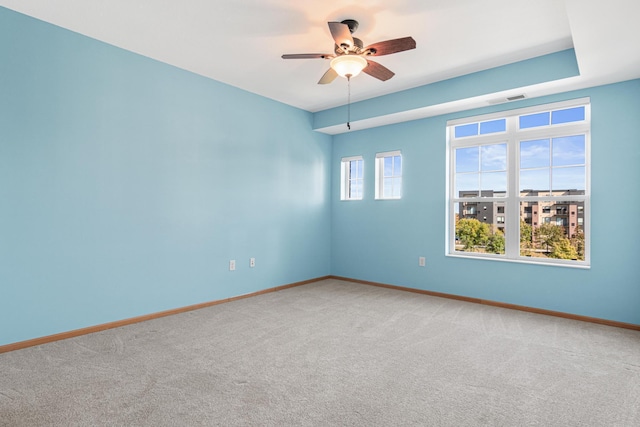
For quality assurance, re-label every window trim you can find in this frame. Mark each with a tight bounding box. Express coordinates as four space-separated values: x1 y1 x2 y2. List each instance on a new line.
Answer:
446 98 591 268
375 150 402 200
340 155 364 201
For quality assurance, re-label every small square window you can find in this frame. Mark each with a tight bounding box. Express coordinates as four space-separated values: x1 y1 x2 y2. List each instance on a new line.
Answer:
551 106 585 124
340 156 363 200
479 119 506 134
455 123 478 138
520 112 550 129
375 151 402 200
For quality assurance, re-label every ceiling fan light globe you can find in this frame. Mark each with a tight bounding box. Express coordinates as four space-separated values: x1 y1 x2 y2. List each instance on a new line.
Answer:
330 55 367 78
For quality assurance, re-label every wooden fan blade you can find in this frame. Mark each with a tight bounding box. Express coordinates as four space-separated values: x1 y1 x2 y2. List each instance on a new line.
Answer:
363 60 395 81
328 22 354 51
282 53 332 59
364 37 416 56
318 68 338 85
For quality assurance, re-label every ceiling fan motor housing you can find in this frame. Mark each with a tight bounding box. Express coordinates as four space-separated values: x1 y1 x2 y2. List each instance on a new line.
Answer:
335 37 364 54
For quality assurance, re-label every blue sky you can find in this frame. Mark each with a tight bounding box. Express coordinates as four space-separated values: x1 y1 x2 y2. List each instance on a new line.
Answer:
519 135 585 191
455 143 507 195
455 135 585 195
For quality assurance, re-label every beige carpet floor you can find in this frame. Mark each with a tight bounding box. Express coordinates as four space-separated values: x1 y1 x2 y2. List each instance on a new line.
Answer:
1 278 639 426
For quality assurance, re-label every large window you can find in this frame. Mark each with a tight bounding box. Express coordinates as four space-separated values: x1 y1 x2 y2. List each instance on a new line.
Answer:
375 150 402 200
341 156 364 200
447 98 590 267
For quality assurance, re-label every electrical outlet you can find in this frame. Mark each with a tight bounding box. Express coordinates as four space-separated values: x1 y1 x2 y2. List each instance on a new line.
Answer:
419 257 426 267
250 257 255 268
229 260 236 271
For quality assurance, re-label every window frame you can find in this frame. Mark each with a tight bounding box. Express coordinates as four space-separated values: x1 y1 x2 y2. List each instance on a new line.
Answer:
375 150 403 200
446 98 591 268
340 155 364 201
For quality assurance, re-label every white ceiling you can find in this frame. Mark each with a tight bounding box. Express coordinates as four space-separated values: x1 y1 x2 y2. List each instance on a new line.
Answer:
1 0 639 115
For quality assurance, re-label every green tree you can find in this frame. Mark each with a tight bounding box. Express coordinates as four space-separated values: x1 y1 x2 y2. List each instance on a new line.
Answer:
571 226 585 260
456 218 490 251
550 238 578 259
519 220 534 256
486 231 505 254
520 220 532 244
534 223 564 253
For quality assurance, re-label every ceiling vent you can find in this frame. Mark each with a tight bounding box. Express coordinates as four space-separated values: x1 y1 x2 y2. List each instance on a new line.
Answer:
487 94 526 105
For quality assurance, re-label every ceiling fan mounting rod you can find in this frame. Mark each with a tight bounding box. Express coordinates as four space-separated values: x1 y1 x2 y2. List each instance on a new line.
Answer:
341 19 359 34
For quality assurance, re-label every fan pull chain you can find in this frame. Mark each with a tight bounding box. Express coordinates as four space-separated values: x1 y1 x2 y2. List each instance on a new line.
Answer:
347 75 351 130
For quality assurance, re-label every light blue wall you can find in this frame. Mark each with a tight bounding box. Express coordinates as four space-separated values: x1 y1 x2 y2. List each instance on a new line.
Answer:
331 79 640 325
0 8 332 346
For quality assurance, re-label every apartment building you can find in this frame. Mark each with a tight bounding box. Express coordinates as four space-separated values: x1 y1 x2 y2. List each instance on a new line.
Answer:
459 189 585 238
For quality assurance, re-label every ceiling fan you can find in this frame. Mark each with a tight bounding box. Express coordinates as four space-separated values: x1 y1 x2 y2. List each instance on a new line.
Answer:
282 19 416 84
